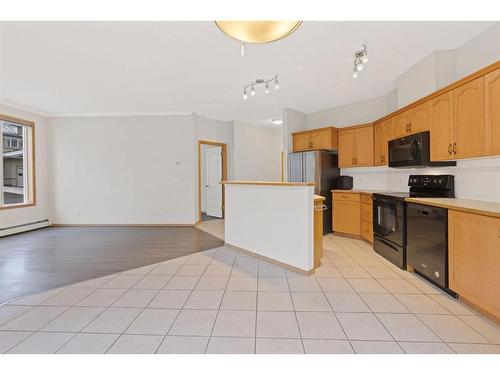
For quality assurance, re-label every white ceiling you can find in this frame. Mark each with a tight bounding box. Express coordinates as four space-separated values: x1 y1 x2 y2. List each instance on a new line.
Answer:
0 21 495 125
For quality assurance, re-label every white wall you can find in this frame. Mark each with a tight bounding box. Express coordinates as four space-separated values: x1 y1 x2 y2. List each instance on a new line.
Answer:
233 122 282 181
307 91 398 128
455 23 500 79
48 115 197 224
396 52 437 108
0 104 50 229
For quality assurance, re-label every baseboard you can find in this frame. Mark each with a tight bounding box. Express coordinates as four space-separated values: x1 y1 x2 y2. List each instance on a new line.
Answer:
0 219 51 237
225 242 314 276
52 223 196 227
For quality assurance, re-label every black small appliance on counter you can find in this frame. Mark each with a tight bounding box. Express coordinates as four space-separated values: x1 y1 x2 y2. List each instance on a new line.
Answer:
372 175 454 275
336 176 353 190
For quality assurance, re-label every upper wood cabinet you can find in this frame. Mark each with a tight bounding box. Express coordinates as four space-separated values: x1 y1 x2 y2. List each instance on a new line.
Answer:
338 125 374 168
453 77 485 159
338 129 355 168
485 68 500 156
292 127 338 152
373 118 394 166
430 91 455 161
449 210 500 320
393 101 431 138
355 126 374 167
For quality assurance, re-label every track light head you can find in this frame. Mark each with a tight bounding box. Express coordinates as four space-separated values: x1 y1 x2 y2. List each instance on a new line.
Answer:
250 85 256 96
265 83 270 94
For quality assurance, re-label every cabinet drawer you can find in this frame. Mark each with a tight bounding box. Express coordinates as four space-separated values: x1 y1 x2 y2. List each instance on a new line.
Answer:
360 194 372 205
361 219 373 243
333 192 360 202
360 202 373 223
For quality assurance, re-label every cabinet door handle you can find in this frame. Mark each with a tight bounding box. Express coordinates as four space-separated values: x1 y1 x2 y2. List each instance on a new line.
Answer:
352 158 355 165
355 158 358 165
409 122 412 133
453 142 457 155
448 143 452 155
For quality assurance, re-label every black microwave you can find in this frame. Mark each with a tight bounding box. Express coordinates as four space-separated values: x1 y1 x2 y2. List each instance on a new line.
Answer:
388 131 456 168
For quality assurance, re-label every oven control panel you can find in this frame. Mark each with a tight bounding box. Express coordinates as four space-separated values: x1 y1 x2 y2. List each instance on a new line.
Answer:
408 175 454 188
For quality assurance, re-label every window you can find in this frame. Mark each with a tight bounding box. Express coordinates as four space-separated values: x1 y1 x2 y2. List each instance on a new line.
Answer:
0 115 35 209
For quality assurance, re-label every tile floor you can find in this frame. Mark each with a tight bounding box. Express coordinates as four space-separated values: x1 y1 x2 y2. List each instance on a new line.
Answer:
1 230 500 354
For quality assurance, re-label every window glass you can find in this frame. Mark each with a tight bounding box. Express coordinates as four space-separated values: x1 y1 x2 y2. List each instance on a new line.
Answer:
1 118 32 206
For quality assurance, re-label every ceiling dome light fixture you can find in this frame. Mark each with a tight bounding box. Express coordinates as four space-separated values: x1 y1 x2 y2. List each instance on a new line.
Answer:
272 119 283 125
353 44 369 78
242 74 280 100
215 21 302 56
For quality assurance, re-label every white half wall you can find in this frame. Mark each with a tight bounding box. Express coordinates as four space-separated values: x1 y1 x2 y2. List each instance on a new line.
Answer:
48 115 197 224
233 121 282 181
0 103 50 229
224 183 314 271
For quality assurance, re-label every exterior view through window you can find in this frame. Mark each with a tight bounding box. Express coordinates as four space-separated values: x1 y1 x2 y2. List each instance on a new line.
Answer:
1 115 34 208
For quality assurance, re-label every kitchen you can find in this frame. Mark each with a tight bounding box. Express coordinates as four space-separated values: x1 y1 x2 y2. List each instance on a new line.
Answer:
224 59 500 325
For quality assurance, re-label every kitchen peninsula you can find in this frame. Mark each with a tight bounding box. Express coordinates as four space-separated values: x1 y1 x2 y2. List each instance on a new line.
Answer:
222 181 324 273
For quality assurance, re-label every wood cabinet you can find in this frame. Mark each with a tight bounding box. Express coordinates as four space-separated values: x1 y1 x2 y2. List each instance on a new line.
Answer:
394 102 431 138
338 129 355 168
485 69 500 156
313 196 325 268
453 77 485 159
338 125 374 168
360 193 373 243
449 210 500 320
332 191 373 243
430 91 455 161
333 201 360 236
332 192 360 236
374 118 394 166
292 127 338 152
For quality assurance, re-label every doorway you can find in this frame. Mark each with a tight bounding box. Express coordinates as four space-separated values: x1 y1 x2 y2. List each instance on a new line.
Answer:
198 140 227 223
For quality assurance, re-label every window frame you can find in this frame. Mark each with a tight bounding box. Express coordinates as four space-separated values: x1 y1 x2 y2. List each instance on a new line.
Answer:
0 114 36 210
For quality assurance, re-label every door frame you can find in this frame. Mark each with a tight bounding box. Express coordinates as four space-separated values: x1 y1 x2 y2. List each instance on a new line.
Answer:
198 140 228 223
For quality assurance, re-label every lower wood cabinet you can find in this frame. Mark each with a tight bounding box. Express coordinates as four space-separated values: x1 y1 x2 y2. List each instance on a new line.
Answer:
332 192 360 236
332 191 373 243
448 210 500 320
360 194 373 243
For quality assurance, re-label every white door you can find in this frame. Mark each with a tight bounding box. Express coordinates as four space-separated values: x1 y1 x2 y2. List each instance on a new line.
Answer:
205 146 223 218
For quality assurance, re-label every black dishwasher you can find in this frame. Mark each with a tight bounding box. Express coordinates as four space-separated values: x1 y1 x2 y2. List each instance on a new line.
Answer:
406 202 455 295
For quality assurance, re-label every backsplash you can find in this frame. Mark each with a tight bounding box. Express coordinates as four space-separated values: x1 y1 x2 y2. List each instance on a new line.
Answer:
341 156 500 202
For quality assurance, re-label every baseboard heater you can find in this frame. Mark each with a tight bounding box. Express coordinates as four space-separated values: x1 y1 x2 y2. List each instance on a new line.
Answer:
0 219 51 237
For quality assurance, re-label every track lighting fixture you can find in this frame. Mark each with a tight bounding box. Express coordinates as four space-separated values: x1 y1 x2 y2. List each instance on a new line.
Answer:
242 74 279 100
352 44 368 78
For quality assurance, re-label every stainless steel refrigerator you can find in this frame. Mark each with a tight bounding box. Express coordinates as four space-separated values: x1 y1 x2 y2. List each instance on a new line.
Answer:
288 151 340 234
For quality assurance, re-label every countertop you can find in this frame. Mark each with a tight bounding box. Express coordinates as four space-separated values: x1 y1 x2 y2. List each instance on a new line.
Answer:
331 189 392 194
405 198 500 219
222 181 316 187
314 195 326 201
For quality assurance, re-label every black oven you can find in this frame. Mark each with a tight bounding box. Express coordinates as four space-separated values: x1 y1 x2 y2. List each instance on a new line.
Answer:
372 194 407 269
